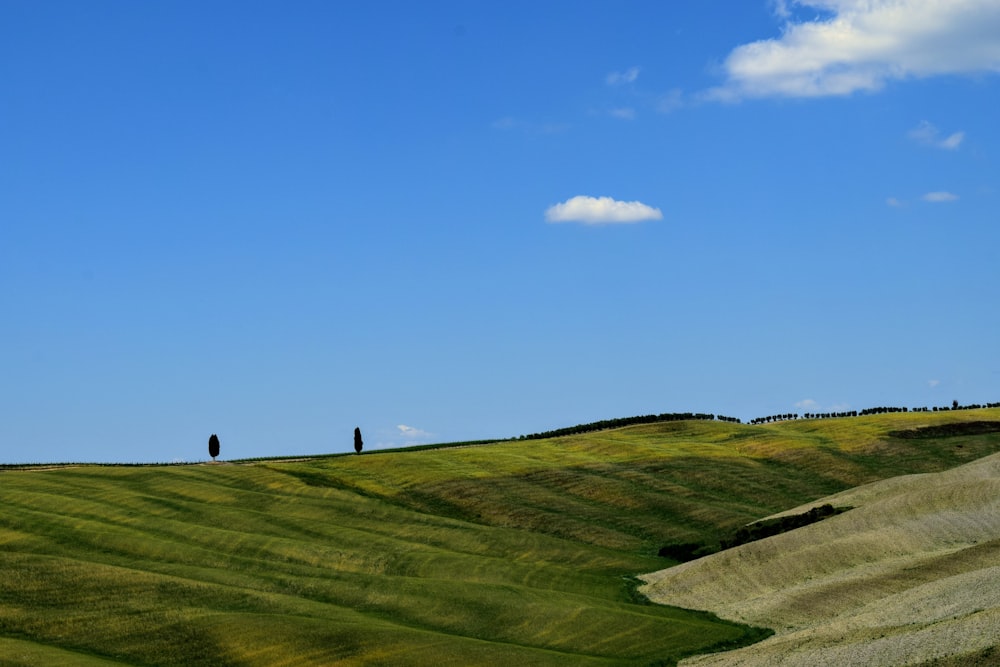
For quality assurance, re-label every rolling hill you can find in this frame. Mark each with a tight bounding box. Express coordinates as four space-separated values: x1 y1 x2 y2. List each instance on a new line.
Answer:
2 408 999 665
640 436 1000 665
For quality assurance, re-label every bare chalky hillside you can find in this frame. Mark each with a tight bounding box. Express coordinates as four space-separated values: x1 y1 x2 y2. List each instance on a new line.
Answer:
640 451 1000 666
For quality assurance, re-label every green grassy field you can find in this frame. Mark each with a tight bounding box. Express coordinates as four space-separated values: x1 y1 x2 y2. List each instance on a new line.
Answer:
1 408 998 666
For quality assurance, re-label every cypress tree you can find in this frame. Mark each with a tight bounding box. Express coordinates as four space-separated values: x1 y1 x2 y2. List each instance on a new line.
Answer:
208 433 220 461
353 427 363 454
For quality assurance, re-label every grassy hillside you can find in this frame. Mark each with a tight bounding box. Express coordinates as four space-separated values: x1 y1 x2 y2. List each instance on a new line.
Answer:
1 408 998 665
640 447 1000 666
303 408 1000 552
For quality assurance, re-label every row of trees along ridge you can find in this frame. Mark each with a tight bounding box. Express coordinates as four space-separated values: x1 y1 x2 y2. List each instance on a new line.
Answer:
514 400 999 441
749 400 1000 425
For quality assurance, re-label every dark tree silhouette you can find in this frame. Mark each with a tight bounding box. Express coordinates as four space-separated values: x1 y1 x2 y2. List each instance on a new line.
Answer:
953 400 959 410
208 433 220 461
353 427 363 454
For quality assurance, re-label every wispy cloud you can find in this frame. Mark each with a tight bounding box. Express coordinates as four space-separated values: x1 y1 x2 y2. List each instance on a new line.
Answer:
705 0 1000 100
939 132 966 149
922 191 959 203
609 107 636 120
909 121 965 149
928 379 941 388
606 66 640 86
657 89 685 113
397 424 431 439
795 398 851 413
771 0 793 20
545 195 663 225
886 197 905 207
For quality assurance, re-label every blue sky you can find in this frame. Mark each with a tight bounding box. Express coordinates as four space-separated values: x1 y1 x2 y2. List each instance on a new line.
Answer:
2 0 998 463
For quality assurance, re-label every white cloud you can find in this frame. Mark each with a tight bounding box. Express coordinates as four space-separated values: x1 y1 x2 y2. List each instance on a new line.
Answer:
922 191 959 202
397 424 431 439
706 0 1000 100
606 67 640 85
886 197 904 207
609 107 636 120
795 398 819 410
928 379 941 388
909 120 965 149
545 195 663 225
